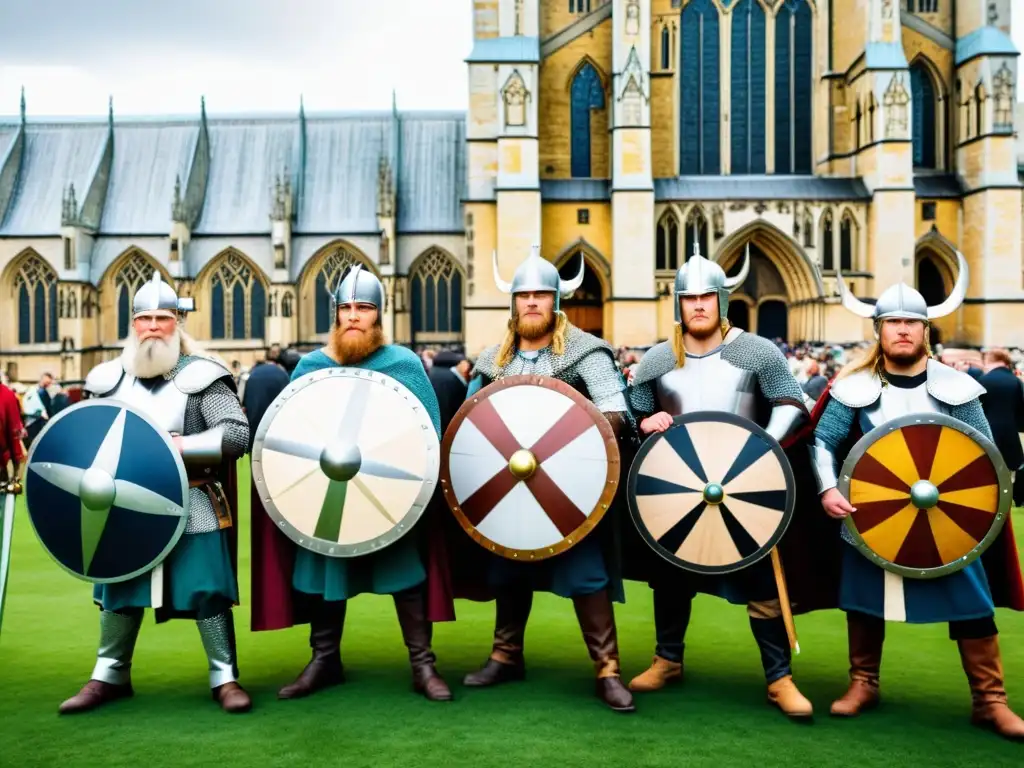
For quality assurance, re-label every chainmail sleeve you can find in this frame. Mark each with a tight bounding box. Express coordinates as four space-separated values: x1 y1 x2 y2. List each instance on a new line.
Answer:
576 350 627 413
949 399 994 441
811 397 856 493
197 379 250 459
628 381 657 418
722 333 804 404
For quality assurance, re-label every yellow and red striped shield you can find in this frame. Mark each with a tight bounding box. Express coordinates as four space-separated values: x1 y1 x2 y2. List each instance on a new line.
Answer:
441 375 620 561
838 413 1012 579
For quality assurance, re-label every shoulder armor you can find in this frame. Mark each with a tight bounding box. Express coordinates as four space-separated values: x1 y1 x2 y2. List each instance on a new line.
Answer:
926 358 985 406
830 369 883 409
631 341 676 387
471 344 502 380
173 356 235 395
84 359 126 397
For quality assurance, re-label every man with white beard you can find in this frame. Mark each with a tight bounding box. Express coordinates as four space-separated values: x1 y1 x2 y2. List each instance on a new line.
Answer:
59 273 252 715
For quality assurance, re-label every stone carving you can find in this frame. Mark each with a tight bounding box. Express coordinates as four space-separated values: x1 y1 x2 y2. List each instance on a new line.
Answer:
273 172 293 220
376 159 394 218
777 201 790 214
625 0 641 36
883 73 910 138
993 63 1014 131
711 205 725 239
754 201 768 215
502 70 529 128
617 47 648 127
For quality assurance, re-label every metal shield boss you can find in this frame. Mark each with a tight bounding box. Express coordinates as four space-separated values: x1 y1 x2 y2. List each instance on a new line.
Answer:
628 412 796 574
24 400 190 583
838 412 1012 579
252 368 439 557
441 375 620 561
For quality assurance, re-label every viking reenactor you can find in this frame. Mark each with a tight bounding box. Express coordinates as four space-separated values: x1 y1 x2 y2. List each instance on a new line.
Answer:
56 273 251 714
450 246 635 713
811 255 1024 739
625 242 827 719
250 265 454 702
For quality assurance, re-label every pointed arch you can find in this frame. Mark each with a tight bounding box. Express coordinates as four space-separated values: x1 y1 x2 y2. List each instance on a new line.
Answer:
909 55 942 169
552 240 611 300
409 247 465 342
298 239 377 337
839 208 857 272
569 58 606 178
819 208 835 271
196 248 270 341
715 220 825 303
656 210 681 272
99 247 173 341
2 248 59 346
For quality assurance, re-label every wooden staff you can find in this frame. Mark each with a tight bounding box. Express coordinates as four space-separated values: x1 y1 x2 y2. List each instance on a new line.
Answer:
770 546 800 654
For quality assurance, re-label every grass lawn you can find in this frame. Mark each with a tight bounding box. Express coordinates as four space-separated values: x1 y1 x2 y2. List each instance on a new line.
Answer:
1 458 1022 767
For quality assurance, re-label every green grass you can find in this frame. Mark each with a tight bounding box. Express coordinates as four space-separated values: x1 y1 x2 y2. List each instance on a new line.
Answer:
1 459 1022 767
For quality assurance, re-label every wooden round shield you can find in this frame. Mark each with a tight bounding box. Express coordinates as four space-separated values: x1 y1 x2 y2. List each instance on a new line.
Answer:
838 412 1012 579
252 367 439 558
627 412 795 575
441 375 619 561
25 400 189 583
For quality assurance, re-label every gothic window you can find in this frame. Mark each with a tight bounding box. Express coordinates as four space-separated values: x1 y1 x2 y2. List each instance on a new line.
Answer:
774 0 813 174
656 212 680 272
973 82 985 136
281 292 294 319
730 0 766 174
661 26 671 71
570 0 591 11
13 253 58 344
910 62 937 168
208 252 267 340
821 210 834 271
410 249 464 339
315 247 363 333
114 251 159 340
570 62 605 177
684 208 709 259
680 0 720 174
867 93 877 144
993 65 1014 133
802 208 814 248
67 291 78 319
502 70 528 128
840 213 854 272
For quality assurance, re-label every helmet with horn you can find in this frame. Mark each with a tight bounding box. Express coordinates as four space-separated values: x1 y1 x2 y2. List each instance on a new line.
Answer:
672 238 750 324
328 263 386 325
492 244 584 314
836 251 968 329
132 272 195 318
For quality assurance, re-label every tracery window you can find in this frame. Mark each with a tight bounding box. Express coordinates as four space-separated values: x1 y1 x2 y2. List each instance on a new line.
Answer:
656 212 680 272
821 210 834 271
570 62 604 177
680 0 720 174
910 62 937 168
115 251 160 340
14 253 58 344
730 0 766 174
209 252 267 340
410 249 463 339
840 213 855 272
774 0 813 174
315 247 364 334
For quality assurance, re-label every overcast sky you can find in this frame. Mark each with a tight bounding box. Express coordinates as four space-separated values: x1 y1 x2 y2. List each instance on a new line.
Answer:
0 1 1021 118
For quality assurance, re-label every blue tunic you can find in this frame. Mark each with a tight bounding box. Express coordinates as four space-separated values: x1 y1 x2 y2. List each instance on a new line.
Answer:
816 395 996 623
290 345 442 602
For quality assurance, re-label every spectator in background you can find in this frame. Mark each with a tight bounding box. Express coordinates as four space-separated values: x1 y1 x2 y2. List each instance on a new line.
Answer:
428 350 471 435
802 361 829 407
978 348 1024 502
420 348 437 372
241 347 291 453
0 378 26 487
21 372 54 447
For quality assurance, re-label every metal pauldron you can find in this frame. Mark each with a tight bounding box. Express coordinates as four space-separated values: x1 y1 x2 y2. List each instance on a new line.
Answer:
810 437 839 494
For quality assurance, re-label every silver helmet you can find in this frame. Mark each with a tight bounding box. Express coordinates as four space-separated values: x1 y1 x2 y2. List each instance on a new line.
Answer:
132 272 194 318
673 241 750 323
836 250 968 325
330 264 385 324
493 245 584 313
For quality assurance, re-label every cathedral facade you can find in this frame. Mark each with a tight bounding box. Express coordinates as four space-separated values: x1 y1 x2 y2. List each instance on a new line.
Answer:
0 0 1021 384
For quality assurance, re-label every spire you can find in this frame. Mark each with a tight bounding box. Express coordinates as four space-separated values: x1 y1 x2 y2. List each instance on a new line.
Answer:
19 86 25 125
391 89 397 115
299 93 305 120
107 95 114 126
200 94 207 119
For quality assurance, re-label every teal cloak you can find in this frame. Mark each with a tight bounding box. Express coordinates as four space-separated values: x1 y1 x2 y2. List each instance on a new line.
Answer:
289 345 442 602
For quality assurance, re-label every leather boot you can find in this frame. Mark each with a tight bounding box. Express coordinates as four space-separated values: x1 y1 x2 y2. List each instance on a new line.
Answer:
59 609 142 715
278 600 346 700
393 590 452 702
750 617 812 718
958 635 1024 740
628 656 683 692
831 612 884 717
197 613 251 713
464 590 532 687
572 590 635 713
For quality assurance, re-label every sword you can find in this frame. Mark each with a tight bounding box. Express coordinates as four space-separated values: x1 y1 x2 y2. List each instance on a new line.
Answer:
0 482 16 635
770 546 800 655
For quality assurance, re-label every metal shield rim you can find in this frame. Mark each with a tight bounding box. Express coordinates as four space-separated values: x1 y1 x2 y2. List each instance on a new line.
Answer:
24 399 190 584
627 411 796 575
837 411 1012 580
439 374 620 561
251 366 440 558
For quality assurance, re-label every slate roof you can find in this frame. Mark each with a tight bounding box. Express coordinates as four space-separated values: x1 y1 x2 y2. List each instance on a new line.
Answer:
913 174 963 199
955 26 1019 66
397 113 466 233
465 36 540 63
655 175 871 201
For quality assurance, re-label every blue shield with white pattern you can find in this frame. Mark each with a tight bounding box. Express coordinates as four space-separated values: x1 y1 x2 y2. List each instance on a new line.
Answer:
25 400 189 583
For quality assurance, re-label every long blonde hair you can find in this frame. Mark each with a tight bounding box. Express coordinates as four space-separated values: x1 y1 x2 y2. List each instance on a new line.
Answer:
496 311 569 368
839 326 933 381
672 320 732 368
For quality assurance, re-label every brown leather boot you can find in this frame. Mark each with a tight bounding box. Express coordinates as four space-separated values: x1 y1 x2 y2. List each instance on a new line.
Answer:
58 680 133 715
573 590 635 713
831 612 884 717
628 656 683 692
768 675 814 718
464 590 532 687
278 601 346 700
394 590 452 702
213 682 252 713
958 635 1024 740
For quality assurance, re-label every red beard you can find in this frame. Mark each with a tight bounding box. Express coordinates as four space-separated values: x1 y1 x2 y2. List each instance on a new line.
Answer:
516 312 554 341
329 324 385 364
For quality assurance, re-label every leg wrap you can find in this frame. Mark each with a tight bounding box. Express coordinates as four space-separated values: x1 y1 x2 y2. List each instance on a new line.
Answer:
652 587 692 664
749 616 792 684
196 612 240 689
91 609 143 686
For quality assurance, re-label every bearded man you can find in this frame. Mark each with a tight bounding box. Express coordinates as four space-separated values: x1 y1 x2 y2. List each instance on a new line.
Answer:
460 247 635 713
251 265 454 702
61 273 251 714
811 255 1024 739
625 243 828 719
